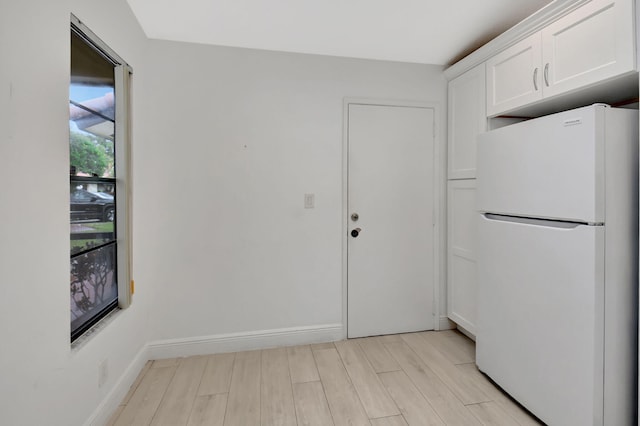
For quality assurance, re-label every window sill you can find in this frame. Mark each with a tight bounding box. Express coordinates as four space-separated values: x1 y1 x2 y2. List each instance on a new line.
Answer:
71 307 123 353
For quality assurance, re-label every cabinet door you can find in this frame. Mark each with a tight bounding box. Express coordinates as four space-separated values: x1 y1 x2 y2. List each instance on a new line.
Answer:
447 179 477 335
448 64 487 179
541 0 635 98
486 33 542 117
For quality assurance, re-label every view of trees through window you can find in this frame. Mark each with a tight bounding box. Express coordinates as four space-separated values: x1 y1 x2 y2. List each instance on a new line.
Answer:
70 27 119 341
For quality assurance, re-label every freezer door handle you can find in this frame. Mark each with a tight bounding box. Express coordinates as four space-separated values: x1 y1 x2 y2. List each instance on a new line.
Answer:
482 213 592 229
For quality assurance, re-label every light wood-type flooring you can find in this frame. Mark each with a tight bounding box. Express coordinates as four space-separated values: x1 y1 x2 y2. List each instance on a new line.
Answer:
107 330 542 426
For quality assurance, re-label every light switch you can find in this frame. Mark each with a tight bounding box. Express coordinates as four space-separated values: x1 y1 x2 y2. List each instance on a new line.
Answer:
304 193 315 209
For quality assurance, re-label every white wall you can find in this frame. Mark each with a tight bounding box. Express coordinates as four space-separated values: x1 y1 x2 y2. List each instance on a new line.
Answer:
0 1 151 425
0 1 447 422
140 40 448 344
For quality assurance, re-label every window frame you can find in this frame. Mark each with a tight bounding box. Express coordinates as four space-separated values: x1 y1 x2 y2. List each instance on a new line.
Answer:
70 14 132 342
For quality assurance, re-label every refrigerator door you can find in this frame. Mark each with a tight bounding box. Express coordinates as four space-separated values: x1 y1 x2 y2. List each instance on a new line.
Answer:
476 213 605 426
477 104 604 223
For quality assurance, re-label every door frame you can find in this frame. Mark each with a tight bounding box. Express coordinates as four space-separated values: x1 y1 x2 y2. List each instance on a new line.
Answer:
342 97 445 339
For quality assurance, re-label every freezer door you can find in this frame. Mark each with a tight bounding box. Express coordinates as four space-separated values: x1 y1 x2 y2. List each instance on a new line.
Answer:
476 214 604 426
477 105 604 223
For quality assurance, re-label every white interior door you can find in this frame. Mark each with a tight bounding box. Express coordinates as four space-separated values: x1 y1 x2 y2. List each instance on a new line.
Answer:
347 103 435 338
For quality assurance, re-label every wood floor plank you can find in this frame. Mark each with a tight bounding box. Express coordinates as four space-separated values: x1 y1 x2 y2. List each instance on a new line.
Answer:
378 371 444 426
186 394 227 426
335 340 400 419
224 350 262 426
261 347 297 426
420 331 475 365
377 334 404 343
114 366 176 426
123 361 152 404
467 401 521 426
313 348 370 426
384 342 480 426
292 381 335 426
197 352 235 396
151 358 181 369
150 356 208 426
111 332 546 426
288 345 320 384
401 333 490 405
370 415 408 426
455 363 542 426
311 342 336 351
356 337 401 373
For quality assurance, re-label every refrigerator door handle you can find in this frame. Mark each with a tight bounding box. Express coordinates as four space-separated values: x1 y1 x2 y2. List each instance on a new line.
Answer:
482 213 594 229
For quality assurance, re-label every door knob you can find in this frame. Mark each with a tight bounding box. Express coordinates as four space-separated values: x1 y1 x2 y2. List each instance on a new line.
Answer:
351 213 359 221
351 228 361 238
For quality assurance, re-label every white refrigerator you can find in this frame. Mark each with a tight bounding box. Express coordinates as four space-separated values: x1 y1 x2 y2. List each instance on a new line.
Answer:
476 104 638 426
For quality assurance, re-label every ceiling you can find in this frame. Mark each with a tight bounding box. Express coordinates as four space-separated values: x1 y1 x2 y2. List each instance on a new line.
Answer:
126 0 553 66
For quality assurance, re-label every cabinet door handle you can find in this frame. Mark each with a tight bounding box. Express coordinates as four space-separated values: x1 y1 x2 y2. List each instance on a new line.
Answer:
544 63 550 87
533 68 539 91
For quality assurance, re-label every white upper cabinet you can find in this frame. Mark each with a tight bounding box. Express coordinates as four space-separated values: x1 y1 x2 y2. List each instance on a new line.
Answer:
448 63 487 179
486 0 635 117
541 0 635 97
486 33 543 117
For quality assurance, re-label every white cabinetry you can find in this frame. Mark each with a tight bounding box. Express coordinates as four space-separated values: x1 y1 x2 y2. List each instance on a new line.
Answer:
448 63 487 179
447 180 477 335
446 0 637 338
447 65 486 336
487 0 635 116
486 33 542 117
541 0 634 97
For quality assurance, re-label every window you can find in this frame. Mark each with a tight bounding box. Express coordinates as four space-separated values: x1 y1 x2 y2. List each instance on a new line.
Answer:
69 15 132 342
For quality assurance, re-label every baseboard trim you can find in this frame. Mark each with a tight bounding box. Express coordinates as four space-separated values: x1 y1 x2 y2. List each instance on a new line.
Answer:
447 313 476 338
439 315 456 331
147 323 344 360
85 344 149 426
456 323 476 342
